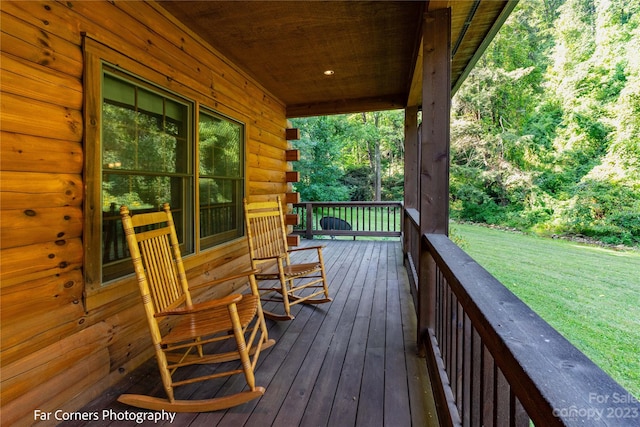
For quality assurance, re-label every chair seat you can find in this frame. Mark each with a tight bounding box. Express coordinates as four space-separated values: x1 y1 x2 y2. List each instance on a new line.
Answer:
256 262 321 279
162 294 259 346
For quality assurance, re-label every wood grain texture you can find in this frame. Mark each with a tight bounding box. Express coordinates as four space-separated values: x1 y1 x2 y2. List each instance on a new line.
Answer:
68 241 437 427
1 1 290 421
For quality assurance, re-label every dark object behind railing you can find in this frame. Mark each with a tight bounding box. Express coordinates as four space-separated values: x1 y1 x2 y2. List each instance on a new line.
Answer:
404 207 640 426
292 201 402 240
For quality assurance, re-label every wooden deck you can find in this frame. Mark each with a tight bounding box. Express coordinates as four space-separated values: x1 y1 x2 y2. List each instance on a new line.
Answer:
72 240 438 426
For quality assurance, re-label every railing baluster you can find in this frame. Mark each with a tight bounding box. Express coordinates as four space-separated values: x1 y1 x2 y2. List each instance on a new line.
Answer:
483 348 494 426
462 313 470 427
496 369 510 426
471 329 482 427
291 201 403 239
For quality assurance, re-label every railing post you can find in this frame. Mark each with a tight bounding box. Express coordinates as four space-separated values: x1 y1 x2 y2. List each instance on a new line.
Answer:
404 107 419 213
418 7 451 354
305 202 313 240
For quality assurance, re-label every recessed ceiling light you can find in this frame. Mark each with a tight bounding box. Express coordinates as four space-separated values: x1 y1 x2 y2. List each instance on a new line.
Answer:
323 70 335 76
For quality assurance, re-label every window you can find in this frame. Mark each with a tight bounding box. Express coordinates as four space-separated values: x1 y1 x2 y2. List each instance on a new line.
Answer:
101 70 193 281
95 66 245 283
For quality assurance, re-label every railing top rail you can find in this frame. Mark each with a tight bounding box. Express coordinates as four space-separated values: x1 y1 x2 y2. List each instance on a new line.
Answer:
293 201 402 207
405 208 420 227
423 232 640 427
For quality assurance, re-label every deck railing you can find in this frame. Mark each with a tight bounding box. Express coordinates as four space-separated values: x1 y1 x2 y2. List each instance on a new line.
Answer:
292 201 402 239
404 210 640 426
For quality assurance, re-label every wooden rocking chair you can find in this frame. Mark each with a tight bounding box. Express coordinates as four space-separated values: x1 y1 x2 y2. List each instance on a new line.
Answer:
118 204 275 412
243 197 331 320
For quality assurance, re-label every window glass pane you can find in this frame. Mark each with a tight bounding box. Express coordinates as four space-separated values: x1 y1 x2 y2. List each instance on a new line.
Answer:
103 74 135 105
103 78 189 174
199 113 241 177
200 177 238 204
199 111 244 248
101 174 185 281
137 89 164 116
103 174 183 213
101 70 192 282
199 178 240 245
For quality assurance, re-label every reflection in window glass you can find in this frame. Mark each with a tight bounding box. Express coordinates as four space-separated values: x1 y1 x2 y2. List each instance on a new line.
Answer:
96 69 245 283
101 72 191 281
199 111 244 249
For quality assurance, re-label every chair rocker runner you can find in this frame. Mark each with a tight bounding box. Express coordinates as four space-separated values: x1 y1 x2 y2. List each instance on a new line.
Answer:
118 204 275 412
243 197 331 321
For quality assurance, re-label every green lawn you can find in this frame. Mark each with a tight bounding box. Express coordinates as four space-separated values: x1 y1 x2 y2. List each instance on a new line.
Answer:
452 223 640 399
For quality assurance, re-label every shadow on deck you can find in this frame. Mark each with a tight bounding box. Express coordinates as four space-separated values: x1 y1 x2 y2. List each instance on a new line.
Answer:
70 240 438 427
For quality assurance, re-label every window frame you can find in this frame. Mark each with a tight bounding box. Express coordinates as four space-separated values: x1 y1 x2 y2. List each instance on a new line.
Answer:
83 37 246 308
100 67 195 282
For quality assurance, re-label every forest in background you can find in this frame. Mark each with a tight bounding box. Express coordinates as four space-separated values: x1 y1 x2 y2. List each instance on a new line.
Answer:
291 0 640 247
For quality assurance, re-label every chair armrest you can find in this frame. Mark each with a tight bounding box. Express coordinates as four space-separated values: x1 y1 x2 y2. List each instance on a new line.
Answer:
189 269 260 291
288 245 325 253
156 293 243 317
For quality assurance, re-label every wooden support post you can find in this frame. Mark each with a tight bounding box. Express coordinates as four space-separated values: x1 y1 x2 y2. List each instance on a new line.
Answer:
404 106 419 260
404 106 419 211
418 8 451 352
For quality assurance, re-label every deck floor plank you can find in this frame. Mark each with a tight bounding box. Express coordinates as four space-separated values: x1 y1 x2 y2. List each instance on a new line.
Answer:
356 242 387 427
326 242 380 427
72 240 438 426
269 238 362 427
215 240 349 427
297 241 376 427
383 244 413 427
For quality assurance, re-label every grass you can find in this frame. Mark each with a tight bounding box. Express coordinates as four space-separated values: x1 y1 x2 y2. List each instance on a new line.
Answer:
452 223 640 399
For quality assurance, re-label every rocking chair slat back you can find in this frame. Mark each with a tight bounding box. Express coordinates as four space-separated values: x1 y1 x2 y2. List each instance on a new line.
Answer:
139 236 184 313
245 203 288 260
121 205 191 314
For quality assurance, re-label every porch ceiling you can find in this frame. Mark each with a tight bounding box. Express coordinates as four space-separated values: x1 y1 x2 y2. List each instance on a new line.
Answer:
160 1 516 117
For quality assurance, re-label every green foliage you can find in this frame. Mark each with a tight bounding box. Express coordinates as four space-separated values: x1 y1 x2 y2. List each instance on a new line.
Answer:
292 110 405 203
342 166 373 201
554 179 640 245
290 0 640 247
380 172 404 201
450 0 640 247
291 116 350 202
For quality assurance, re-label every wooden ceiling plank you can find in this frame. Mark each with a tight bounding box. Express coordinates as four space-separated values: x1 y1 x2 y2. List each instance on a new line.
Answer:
159 1 516 115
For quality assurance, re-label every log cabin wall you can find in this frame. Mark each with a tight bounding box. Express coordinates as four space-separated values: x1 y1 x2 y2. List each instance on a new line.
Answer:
0 1 290 425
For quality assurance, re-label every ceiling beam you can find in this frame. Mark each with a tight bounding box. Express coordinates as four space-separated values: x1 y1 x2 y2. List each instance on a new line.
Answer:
286 94 406 118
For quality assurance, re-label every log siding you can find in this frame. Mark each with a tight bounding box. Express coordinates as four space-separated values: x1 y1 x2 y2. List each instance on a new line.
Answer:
1 1 289 425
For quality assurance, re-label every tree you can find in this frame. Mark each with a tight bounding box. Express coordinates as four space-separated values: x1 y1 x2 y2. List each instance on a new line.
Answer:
292 110 404 202
290 116 350 201
450 0 640 245
343 110 404 201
